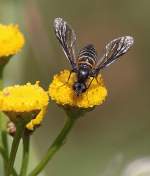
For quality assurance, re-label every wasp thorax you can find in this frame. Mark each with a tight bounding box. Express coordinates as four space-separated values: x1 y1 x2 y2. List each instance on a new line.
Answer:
78 67 89 81
73 82 86 96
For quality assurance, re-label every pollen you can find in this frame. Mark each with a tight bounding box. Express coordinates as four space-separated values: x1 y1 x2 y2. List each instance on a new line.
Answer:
0 24 25 57
49 70 108 108
0 82 49 130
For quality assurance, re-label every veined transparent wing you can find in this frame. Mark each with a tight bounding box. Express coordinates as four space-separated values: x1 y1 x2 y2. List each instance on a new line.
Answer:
54 18 77 69
94 36 134 73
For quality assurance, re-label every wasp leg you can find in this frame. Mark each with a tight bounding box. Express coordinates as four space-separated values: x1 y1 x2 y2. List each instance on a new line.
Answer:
95 77 100 84
58 70 73 89
85 77 95 104
86 77 95 89
66 70 73 83
95 74 102 84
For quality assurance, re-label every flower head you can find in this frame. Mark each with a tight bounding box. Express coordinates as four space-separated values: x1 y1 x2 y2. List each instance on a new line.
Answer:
0 82 49 130
0 24 25 58
49 70 107 108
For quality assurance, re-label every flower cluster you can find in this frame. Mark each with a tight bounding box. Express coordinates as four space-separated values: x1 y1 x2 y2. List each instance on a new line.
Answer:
0 82 49 130
0 24 24 58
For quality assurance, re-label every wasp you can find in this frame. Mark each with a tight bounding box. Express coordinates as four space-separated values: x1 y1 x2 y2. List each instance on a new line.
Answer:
53 17 134 96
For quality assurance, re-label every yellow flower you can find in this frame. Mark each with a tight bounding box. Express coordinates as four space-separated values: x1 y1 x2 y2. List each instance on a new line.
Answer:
49 70 107 108
0 24 25 58
0 82 49 130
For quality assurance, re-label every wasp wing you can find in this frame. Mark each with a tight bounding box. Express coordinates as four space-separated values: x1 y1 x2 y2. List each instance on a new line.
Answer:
54 18 77 69
94 36 134 74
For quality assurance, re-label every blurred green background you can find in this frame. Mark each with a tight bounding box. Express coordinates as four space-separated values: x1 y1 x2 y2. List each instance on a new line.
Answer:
0 0 150 175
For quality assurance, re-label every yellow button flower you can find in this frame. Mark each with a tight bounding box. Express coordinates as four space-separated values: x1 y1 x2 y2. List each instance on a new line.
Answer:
0 82 49 130
49 70 107 108
0 24 25 58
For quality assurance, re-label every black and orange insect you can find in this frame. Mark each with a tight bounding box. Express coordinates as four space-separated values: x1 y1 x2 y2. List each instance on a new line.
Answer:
53 17 134 96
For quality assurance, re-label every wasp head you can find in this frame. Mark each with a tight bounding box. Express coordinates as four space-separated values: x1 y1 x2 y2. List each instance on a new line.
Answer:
73 82 86 96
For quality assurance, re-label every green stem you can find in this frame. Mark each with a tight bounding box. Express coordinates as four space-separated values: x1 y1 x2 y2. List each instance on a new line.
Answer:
6 120 25 176
1 131 9 158
0 150 18 176
0 69 9 176
0 147 18 176
20 132 30 176
29 116 76 176
0 145 18 176
1 131 9 175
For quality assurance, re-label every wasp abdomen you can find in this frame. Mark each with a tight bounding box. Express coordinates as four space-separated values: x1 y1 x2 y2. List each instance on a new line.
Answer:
78 44 97 68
